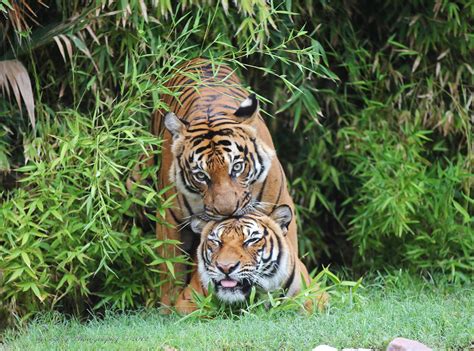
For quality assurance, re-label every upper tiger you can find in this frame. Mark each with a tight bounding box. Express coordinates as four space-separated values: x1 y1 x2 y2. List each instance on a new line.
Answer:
164 92 274 218
128 58 305 309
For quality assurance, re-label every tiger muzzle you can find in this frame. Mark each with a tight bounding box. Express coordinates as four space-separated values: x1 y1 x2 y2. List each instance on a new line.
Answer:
206 185 242 217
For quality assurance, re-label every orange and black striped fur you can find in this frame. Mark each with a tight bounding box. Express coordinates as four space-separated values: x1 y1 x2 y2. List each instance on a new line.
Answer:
175 206 327 313
127 59 304 309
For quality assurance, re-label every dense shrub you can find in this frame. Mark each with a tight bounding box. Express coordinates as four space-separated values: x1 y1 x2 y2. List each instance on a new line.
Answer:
278 0 473 276
0 0 472 319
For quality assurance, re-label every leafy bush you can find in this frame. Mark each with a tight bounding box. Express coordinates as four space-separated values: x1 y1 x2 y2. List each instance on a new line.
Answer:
0 107 172 320
0 0 332 319
276 0 473 276
0 0 472 321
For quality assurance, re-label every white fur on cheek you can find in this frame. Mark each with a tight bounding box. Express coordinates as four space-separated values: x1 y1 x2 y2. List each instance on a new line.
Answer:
168 137 204 210
253 223 293 293
256 142 275 183
197 243 213 291
265 248 291 292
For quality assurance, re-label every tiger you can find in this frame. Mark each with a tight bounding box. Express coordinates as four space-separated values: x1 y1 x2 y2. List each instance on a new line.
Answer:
174 205 328 313
127 58 304 309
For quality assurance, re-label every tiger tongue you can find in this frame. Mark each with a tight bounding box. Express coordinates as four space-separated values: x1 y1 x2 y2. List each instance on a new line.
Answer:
220 279 238 288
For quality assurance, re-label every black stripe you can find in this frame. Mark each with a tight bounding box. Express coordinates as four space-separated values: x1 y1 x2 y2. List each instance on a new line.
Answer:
256 176 268 202
191 129 235 138
201 243 210 265
178 86 199 107
208 112 229 119
216 140 232 146
283 263 295 292
228 87 247 99
178 169 199 195
220 104 238 110
203 94 220 102
180 94 200 110
263 227 269 236
182 195 194 216
262 236 274 263
271 165 285 210
273 233 283 272
211 120 241 127
195 145 212 154
192 138 205 147
168 209 182 225
169 75 189 91
251 138 265 180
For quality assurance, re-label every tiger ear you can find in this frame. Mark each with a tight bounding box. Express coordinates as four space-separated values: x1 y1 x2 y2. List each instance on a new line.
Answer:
190 216 208 234
164 112 186 138
270 205 293 235
234 94 259 123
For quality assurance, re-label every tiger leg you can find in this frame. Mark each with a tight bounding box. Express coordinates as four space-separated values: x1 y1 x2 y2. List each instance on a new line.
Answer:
175 269 205 314
156 209 189 310
295 259 329 312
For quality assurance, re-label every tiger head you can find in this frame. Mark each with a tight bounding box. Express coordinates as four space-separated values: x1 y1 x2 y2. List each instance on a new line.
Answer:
164 94 275 218
190 205 293 303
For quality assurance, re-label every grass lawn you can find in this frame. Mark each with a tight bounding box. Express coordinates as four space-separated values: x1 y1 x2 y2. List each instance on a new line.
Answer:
2 275 473 350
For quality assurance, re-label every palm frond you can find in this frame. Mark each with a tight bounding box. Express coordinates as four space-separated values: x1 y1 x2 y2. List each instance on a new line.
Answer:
0 59 35 128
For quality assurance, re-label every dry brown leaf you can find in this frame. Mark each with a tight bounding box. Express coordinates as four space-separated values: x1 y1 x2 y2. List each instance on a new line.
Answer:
412 56 421 73
0 60 36 129
53 35 67 62
59 34 73 62
139 0 148 22
85 25 100 45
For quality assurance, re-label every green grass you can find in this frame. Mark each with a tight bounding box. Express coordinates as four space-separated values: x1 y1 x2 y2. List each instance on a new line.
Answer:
3 276 473 350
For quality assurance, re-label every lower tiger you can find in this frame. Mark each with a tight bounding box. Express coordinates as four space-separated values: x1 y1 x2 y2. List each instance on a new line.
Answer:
174 205 328 313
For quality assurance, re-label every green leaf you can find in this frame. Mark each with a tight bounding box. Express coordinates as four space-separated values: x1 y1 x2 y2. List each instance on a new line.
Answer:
21 252 31 268
165 261 175 278
452 200 471 224
31 283 44 301
6 268 24 284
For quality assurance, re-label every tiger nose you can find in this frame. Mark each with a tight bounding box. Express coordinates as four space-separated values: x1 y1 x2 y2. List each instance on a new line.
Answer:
217 261 240 274
212 194 238 216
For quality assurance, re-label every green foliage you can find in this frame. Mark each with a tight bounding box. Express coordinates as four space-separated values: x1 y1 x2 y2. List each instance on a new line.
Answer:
345 120 473 277
279 0 473 277
179 267 362 320
0 108 178 321
0 0 472 322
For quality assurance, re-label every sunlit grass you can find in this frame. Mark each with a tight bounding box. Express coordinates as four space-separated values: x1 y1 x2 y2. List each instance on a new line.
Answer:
3 275 473 350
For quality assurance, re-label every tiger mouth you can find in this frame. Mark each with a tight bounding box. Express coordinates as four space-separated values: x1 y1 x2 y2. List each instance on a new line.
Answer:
201 198 255 220
202 203 253 220
215 278 252 292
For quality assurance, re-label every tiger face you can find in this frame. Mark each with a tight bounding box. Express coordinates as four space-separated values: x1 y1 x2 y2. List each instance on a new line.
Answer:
191 205 293 303
164 94 275 218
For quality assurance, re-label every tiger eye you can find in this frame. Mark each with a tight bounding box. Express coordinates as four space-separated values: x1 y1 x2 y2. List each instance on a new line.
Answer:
195 172 207 181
